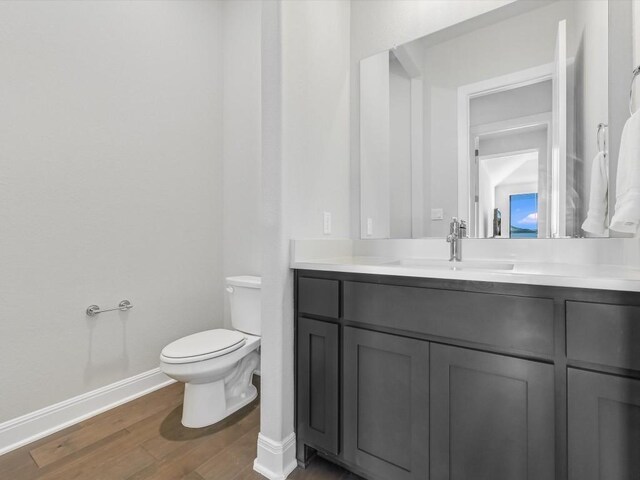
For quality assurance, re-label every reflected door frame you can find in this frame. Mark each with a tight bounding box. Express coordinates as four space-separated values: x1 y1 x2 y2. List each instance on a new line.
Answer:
457 63 554 237
472 116 552 239
475 147 544 239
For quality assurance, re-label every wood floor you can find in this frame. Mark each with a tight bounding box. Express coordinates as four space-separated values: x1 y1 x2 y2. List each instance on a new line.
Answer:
0 382 358 480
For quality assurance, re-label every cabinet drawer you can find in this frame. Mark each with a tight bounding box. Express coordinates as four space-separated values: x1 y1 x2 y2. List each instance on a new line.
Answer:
343 281 554 356
567 301 640 371
297 277 339 318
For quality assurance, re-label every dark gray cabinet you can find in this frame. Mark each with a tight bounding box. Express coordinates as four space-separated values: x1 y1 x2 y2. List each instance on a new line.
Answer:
567 301 640 371
343 327 429 480
568 368 640 480
343 281 555 356
430 344 555 480
295 270 640 480
296 316 339 455
298 277 340 318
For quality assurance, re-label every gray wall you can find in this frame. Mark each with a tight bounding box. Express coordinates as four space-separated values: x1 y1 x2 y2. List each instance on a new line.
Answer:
470 81 552 127
389 58 413 238
222 1 263 327
608 0 634 233
0 0 224 422
350 0 518 237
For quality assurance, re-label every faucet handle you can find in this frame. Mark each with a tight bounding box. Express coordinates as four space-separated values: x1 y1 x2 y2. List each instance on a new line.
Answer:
450 217 459 234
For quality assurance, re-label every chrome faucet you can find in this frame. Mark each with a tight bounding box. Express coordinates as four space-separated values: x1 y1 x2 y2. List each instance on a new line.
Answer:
447 217 465 262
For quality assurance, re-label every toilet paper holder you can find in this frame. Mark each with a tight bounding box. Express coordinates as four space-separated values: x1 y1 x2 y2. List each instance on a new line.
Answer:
86 300 133 317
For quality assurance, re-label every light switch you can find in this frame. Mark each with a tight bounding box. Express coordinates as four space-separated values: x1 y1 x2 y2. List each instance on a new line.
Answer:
323 212 332 235
431 208 444 221
366 218 373 236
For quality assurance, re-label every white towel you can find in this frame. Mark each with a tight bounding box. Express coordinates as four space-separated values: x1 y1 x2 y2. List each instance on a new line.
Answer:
581 151 608 236
611 110 640 234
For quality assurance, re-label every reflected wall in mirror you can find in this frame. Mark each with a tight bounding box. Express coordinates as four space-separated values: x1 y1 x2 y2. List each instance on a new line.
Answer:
360 0 610 239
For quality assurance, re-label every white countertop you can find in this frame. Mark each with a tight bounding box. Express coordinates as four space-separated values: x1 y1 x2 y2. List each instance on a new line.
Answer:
291 256 640 292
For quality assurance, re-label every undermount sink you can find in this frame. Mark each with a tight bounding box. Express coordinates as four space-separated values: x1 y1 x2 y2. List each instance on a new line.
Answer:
388 258 515 271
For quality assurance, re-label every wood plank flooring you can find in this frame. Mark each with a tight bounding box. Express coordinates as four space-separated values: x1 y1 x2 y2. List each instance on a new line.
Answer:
0 382 358 480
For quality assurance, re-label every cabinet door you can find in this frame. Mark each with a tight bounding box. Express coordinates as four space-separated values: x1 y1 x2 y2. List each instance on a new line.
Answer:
297 317 339 455
568 368 640 480
343 327 429 480
430 344 555 480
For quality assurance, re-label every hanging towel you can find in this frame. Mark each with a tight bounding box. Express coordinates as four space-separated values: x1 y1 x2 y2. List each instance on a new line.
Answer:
611 110 640 234
581 151 609 236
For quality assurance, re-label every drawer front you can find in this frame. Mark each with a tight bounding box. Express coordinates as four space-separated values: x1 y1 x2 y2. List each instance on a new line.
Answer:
298 277 340 318
567 301 640 371
343 281 554 356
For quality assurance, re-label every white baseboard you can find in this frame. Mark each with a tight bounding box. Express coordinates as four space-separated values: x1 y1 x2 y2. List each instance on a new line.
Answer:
0 368 174 456
253 432 297 480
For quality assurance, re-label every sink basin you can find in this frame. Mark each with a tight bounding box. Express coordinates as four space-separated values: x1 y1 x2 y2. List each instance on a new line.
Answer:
388 258 515 271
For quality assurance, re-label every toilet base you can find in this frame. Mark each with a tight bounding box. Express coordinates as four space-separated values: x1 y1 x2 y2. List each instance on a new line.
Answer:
181 351 259 428
225 383 258 419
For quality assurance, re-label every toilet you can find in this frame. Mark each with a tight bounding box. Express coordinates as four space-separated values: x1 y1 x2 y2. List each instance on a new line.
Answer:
160 276 261 428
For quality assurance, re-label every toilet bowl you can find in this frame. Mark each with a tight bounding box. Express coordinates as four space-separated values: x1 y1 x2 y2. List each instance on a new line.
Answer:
160 276 261 428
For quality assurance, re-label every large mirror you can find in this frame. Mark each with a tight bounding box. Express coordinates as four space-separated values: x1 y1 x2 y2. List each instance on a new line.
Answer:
360 0 613 239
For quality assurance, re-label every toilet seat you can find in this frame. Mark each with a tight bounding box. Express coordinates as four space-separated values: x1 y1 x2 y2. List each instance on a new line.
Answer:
161 329 246 364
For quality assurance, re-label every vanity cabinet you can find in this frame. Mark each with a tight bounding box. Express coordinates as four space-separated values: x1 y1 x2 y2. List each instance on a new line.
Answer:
296 316 339 455
430 344 555 480
343 327 429 480
295 270 640 480
568 369 640 480
567 301 640 371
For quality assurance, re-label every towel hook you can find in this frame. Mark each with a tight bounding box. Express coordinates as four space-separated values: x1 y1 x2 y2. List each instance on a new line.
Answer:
630 65 640 115
597 123 608 156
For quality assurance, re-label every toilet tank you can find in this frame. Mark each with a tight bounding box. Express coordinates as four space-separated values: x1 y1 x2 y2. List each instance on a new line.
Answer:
226 276 261 336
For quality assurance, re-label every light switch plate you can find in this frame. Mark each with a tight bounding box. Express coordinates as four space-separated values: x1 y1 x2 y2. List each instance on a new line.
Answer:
366 218 373 236
431 208 444 221
323 212 332 235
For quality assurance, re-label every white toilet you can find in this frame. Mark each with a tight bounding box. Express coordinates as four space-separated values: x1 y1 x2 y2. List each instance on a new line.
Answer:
160 276 261 428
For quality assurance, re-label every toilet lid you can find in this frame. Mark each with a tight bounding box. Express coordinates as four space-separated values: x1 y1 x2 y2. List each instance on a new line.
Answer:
161 329 246 363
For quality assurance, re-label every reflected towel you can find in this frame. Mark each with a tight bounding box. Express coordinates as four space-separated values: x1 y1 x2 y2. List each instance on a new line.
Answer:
611 111 640 234
581 151 608 236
